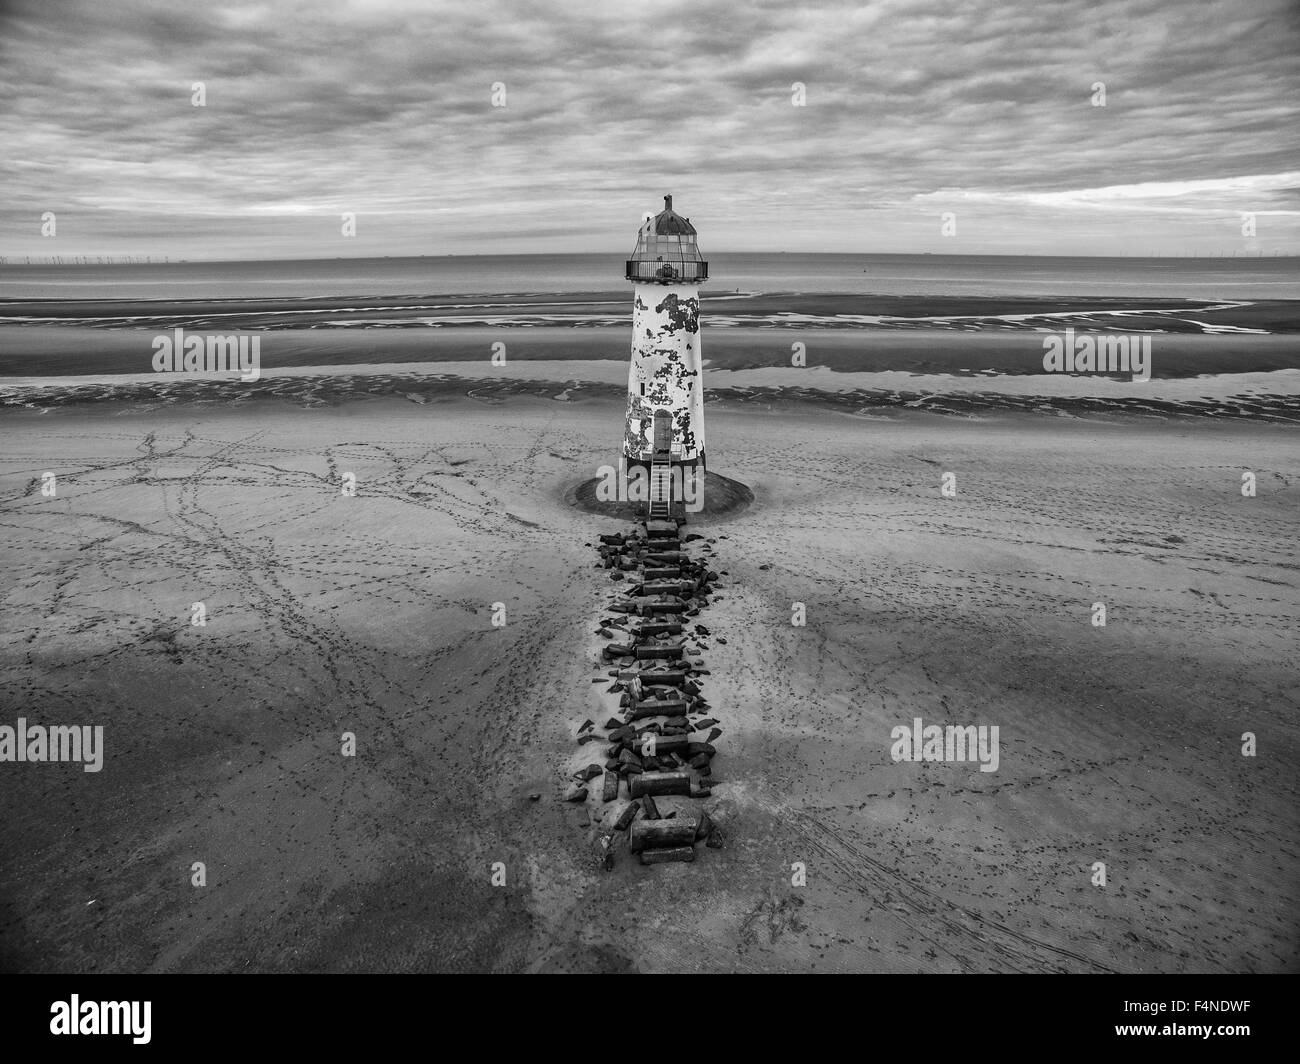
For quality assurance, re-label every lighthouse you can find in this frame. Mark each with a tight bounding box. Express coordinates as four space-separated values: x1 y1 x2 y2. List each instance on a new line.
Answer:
622 195 709 518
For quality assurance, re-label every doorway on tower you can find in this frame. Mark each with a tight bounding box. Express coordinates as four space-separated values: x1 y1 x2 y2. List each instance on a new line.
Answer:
651 409 673 457
649 409 673 518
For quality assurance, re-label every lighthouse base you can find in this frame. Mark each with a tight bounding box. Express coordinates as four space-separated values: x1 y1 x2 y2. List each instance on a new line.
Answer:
625 458 705 519
565 470 753 523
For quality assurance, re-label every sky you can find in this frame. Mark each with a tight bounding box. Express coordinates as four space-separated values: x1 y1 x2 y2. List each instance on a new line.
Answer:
0 0 1297 260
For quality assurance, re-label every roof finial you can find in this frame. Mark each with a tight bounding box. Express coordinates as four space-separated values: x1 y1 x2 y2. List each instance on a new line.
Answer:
664 195 672 212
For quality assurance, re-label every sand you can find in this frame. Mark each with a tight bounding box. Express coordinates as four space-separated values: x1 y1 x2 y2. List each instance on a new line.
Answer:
3 322 1299 380
1 394 1295 972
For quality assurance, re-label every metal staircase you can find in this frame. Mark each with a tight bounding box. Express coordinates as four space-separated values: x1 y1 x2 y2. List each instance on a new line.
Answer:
648 460 672 518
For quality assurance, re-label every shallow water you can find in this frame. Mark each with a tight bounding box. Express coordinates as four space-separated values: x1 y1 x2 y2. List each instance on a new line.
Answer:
3 252 1297 301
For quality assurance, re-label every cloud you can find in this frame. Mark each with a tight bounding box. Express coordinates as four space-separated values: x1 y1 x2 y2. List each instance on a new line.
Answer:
0 0 1296 257
914 172 1300 215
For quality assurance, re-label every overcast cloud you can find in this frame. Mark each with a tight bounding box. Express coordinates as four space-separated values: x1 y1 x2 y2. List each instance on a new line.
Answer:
1 0 1296 258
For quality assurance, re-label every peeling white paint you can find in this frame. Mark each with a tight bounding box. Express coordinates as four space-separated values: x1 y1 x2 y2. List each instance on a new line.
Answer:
623 282 706 463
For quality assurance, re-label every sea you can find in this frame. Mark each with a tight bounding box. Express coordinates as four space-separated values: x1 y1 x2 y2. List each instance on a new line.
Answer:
1 253 1297 302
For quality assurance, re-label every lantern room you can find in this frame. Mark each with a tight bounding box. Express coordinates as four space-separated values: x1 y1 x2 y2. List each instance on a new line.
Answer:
625 195 709 285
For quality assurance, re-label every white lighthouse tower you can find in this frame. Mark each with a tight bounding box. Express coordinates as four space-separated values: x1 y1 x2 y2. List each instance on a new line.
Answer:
622 195 709 518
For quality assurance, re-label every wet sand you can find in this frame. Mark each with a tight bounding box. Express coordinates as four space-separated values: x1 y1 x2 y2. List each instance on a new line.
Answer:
3 350 1298 424
2 291 1297 332
0 395 1295 972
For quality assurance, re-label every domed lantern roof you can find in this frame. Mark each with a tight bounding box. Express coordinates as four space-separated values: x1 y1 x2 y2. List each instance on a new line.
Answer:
652 195 696 236
626 195 709 284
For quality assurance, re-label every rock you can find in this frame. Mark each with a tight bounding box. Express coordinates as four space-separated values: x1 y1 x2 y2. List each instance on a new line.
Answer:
640 846 695 865
706 827 725 848
695 717 718 729
640 795 660 819
613 800 640 830
579 719 594 733
529 793 541 802
630 818 698 854
578 733 604 745
602 771 619 803
758 563 771 571
604 717 623 730
577 763 603 781
706 727 722 743
696 811 713 840
611 572 624 581
689 753 712 770
630 771 691 798
565 783 588 802
716 636 727 645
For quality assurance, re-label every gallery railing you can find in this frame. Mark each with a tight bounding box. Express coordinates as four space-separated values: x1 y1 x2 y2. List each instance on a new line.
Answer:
625 259 709 284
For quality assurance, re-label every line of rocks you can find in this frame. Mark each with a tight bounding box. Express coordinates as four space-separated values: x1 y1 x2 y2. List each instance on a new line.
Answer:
569 517 726 867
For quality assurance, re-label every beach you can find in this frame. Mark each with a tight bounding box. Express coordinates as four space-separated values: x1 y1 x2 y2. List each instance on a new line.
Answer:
1 389 1296 972
1 253 1297 972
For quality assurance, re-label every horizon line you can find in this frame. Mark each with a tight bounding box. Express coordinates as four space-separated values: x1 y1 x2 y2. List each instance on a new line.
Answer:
5 251 1298 267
